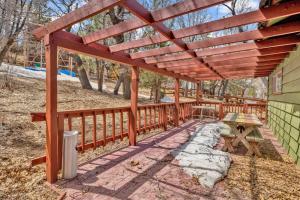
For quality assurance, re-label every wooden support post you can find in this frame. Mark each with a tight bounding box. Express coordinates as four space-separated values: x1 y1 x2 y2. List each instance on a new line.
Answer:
163 105 168 131
44 34 58 183
129 66 139 146
219 103 224 120
196 82 201 104
243 104 248 114
175 78 180 126
40 40 43 68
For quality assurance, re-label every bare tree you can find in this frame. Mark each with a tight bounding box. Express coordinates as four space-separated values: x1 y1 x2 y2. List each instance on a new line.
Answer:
0 0 33 66
96 59 105 92
46 0 93 89
105 6 132 99
218 0 256 97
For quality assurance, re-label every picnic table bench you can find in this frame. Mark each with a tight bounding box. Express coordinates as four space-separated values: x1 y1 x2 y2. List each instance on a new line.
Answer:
221 113 264 156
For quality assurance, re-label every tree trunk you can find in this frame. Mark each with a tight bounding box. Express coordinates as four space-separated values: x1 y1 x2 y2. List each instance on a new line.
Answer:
217 83 222 96
220 80 229 97
96 59 105 92
154 78 161 103
0 37 15 66
108 7 131 99
123 71 131 99
184 81 188 97
114 69 125 95
210 81 217 96
73 55 92 90
150 87 153 100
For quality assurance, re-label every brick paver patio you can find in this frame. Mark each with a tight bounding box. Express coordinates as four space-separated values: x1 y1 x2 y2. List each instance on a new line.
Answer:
57 120 228 200
55 120 287 200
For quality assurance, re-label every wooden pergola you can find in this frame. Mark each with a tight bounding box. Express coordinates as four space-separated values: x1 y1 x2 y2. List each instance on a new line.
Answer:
32 0 300 183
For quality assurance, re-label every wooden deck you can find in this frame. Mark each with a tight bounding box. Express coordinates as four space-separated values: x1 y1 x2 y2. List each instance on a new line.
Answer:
53 119 288 200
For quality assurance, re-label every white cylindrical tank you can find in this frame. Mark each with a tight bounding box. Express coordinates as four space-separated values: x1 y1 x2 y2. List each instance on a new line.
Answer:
62 131 78 179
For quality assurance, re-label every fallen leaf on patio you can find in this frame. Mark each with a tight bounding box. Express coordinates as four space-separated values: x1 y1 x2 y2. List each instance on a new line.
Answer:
130 160 140 166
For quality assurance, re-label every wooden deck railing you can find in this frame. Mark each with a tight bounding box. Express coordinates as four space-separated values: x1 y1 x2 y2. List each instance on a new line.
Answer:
30 100 265 166
30 102 198 166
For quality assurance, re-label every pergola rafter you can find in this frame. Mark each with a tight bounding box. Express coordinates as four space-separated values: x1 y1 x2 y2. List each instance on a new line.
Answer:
154 45 295 68
32 0 300 81
144 36 300 64
118 0 224 78
108 0 300 52
82 0 229 44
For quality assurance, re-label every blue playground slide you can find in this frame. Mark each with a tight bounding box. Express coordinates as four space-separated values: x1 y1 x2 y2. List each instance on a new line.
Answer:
25 66 76 77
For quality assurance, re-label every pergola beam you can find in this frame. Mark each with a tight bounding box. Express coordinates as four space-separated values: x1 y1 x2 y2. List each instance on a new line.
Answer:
52 31 195 82
33 0 120 39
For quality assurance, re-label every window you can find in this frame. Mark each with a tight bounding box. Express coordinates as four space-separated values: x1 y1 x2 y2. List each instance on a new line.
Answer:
272 69 282 94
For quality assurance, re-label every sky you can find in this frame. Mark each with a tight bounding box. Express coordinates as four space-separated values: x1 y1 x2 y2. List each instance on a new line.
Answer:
48 0 262 38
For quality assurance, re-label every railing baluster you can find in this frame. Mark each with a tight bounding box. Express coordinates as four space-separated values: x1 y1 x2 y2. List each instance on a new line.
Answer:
127 111 130 136
120 110 124 140
103 111 106 146
112 110 115 142
144 108 147 132
153 106 156 127
93 112 97 149
81 113 85 152
149 107 152 130
57 114 64 170
68 115 72 131
138 108 141 134
158 106 161 127
163 105 167 130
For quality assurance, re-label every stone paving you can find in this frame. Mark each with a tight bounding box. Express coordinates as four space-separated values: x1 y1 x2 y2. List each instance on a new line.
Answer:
57 120 228 200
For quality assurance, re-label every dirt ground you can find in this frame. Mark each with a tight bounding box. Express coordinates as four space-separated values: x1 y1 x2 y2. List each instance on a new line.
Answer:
0 75 156 199
1 76 300 200
223 127 300 200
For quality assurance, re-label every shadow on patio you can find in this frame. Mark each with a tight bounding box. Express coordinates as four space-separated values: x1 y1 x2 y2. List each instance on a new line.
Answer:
57 120 228 200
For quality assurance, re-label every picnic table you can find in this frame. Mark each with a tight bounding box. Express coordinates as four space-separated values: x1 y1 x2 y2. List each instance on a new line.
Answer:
222 113 263 155
192 105 216 119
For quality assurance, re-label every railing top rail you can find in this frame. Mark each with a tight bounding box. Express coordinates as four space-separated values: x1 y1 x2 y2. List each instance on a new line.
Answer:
31 101 197 122
31 100 266 122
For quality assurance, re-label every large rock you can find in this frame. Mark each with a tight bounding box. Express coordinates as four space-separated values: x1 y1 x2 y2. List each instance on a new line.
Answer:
172 122 231 188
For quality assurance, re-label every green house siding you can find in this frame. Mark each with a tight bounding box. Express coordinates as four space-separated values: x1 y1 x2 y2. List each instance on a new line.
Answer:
268 45 300 165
